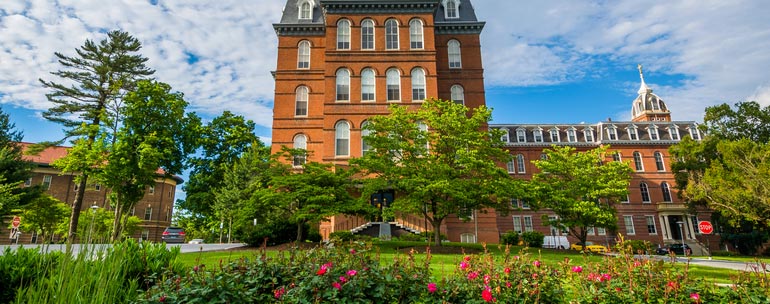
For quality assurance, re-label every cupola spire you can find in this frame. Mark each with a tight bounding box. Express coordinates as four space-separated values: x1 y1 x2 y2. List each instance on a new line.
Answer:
637 64 652 94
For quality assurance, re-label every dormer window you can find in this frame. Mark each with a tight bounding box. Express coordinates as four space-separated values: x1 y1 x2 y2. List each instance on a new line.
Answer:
550 128 560 142
444 0 460 19
627 125 638 140
669 126 680 140
606 126 618 140
648 125 659 141
533 129 543 143
583 129 594 142
500 128 509 143
516 129 526 143
688 125 701 140
298 0 314 20
566 128 577 142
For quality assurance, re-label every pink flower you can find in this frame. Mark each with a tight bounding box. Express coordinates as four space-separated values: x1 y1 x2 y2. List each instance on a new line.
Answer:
532 273 538 279
347 269 357 276
482 289 494 302
464 255 472 261
505 281 512 288
533 260 541 267
571 266 583 273
484 275 491 284
633 260 642 267
504 267 511 274
274 287 285 299
514 255 520 260
460 261 469 270
600 273 612 282
332 282 342 290
349 249 356 255
193 265 199 272
690 293 701 303
667 281 678 289
427 282 438 293
339 276 347 283
467 271 479 280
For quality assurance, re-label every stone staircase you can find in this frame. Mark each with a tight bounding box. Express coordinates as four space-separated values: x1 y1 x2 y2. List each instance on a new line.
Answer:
350 222 422 239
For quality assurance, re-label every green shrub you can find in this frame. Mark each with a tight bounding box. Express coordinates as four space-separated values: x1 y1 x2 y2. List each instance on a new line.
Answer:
0 247 63 303
618 239 653 254
397 233 424 242
500 231 520 245
711 250 740 257
521 231 544 248
329 231 355 242
241 219 304 246
420 231 448 242
306 230 322 243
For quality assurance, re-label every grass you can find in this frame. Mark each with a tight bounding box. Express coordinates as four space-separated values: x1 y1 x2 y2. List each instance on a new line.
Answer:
177 241 743 284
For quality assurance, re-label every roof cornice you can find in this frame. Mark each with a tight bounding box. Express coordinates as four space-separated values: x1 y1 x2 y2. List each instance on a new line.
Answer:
273 24 326 36
435 21 485 34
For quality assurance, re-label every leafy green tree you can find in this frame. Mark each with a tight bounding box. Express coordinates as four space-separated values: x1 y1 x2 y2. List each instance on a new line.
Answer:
350 99 520 246
259 148 361 242
213 142 271 242
181 111 259 219
38 30 154 241
531 145 633 251
19 195 70 243
0 107 39 217
702 101 770 142
100 80 199 241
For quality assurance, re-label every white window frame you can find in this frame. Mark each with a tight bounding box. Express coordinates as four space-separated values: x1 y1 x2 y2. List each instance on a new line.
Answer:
335 69 350 101
584 129 594 142
606 126 618 140
385 19 399 50
512 216 522 233
646 215 657 235
297 40 310 69
640 182 650 203
500 128 509 142
661 182 672 202
411 68 426 101
460 233 476 243
550 128 560 142
141 230 149 241
144 207 153 221
298 0 313 20
361 19 375 50
654 151 665 171
335 121 350 157
409 19 424 49
633 151 644 171
444 0 460 19
293 134 307 166
337 19 351 50
688 125 701 140
669 126 680 140
42 175 52 190
448 39 462 69
567 128 577 143
386 68 401 101
149 185 155 195
627 125 638 140
648 125 660 141
612 152 622 162
533 129 543 143
295 86 308 116
361 68 375 102
361 121 372 155
597 227 607 235
24 177 32 187
506 159 515 173
523 216 533 232
450 84 464 105
516 129 526 143
624 215 636 235
516 154 526 174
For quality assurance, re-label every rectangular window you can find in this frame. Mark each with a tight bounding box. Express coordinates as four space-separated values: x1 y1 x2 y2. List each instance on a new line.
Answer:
533 130 543 143
42 175 52 190
24 177 32 187
624 215 635 235
523 216 533 232
597 227 606 235
548 216 559 236
507 160 515 173
412 87 425 101
550 129 560 142
670 127 680 140
607 128 617 140
691 215 699 235
621 194 630 204
141 230 149 241
629 128 638 140
144 207 152 221
387 86 400 101
517 130 526 142
149 185 155 195
584 130 594 142
460 233 476 243
587 227 595 235
512 216 522 233
649 128 659 140
567 129 576 142
646 215 657 234
94 183 101 191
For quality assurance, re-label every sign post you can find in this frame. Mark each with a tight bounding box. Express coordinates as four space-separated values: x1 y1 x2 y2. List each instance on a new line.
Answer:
12 216 20 229
698 221 713 259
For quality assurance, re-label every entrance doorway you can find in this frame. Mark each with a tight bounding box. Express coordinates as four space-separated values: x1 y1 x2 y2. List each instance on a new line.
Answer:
370 190 395 222
668 215 683 241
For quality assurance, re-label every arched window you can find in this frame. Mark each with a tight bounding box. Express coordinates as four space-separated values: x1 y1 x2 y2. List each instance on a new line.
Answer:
361 68 375 101
654 151 665 171
335 121 350 156
409 19 424 49
297 40 310 69
584 129 594 142
533 129 543 143
661 182 672 202
299 1 312 20
450 84 464 105
633 151 644 171
337 19 351 50
361 19 374 50
295 86 308 116
567 128 577 142
500 128 509 142
411 68 426 101
612 152 622 162
386 69 400 101
336 69 350 101
640 182 650 203
361 121 372 155
385 19 399 50
516 129 527 143
506 159 515 173
445 0 459 18
516 154 526 173
293 134 307 166
448 39 461 68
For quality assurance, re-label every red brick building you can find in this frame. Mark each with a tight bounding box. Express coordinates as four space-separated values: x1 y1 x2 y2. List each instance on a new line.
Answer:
0 143 181 244
270 1 719 253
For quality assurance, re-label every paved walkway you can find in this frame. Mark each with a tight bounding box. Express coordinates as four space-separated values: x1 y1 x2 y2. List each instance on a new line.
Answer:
637 254 766 272
0 243 247 256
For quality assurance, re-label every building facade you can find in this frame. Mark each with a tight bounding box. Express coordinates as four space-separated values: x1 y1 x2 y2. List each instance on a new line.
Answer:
270 1 719 252
0 143 181 244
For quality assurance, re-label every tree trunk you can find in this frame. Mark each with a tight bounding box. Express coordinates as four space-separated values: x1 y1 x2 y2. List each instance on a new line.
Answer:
111 198 123 242
296 221 304 242
431 219 443 246
67 176 89 242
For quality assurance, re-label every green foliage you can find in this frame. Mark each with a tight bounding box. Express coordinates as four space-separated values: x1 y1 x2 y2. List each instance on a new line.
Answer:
0 107 39 216
351 99 522 246
617 239 653 254
241 219 308 247
19 195 69 243
420 231 448 242
500 231 520 245
721 229 770 256
520 231 545 248
531 145 632 250
397 233 424 242
702 101 770 142
0 247 63 303
329 231 356 242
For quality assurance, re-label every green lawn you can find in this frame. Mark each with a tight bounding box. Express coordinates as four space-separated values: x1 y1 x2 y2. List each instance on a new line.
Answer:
177 241 743 284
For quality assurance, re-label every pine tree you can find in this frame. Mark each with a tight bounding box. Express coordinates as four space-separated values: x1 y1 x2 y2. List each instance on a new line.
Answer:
39 30 154 241
0 107 38 217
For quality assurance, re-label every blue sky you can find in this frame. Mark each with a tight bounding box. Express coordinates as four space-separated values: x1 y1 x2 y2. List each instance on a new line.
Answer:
2 1 770 198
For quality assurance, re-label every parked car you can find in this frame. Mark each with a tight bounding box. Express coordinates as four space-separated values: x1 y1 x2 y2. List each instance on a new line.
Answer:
657 243 691 255
161 227 186 244
542 236 570 249
188 238 205 244
570 241 608 253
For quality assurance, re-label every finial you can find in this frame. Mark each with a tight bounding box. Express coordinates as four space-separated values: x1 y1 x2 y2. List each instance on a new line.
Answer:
637 64 651 94
638 64 644 81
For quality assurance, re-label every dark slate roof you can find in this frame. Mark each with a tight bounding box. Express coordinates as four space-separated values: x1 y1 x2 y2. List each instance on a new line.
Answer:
279 0 325 24
434 0 480 23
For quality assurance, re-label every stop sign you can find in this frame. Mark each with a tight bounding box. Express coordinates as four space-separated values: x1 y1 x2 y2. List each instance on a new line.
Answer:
11 216 20 228
698 221 714 234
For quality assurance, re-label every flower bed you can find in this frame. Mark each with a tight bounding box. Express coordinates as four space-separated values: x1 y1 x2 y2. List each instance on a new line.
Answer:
138 242 770 303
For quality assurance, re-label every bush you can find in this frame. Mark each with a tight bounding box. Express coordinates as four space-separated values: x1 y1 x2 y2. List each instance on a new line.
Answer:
241 219 304 246
711 250 740 257
0 247 63 303
397 233 424 242
329 231 355 242
306 230 322 243
420 231 448 242
618 239 653 254
500 231 520 245
521 231 544 248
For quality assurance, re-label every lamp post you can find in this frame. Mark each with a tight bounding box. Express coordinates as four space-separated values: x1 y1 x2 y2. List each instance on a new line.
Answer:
676 221 685 255
87 204 98 244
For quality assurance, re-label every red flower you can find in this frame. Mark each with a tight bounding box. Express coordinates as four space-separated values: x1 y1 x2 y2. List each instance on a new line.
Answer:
690 293 701 303
533 260 541 267
571 266 583 273
159 295 166 302
274 287 286 299
347 269 357 276
464 255 472 262
339 276 347 283
332 282 342 290
460 261 469 271
427 282 438 293
667 281 678 289
600 273 612 282
504 267 511 274
467 271 479 280
482 289 495 302
349 249 356 255
317 267 327 275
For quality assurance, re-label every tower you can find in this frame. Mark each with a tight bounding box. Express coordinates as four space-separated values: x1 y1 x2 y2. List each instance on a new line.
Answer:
271 0 486 163
631 64 672 122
